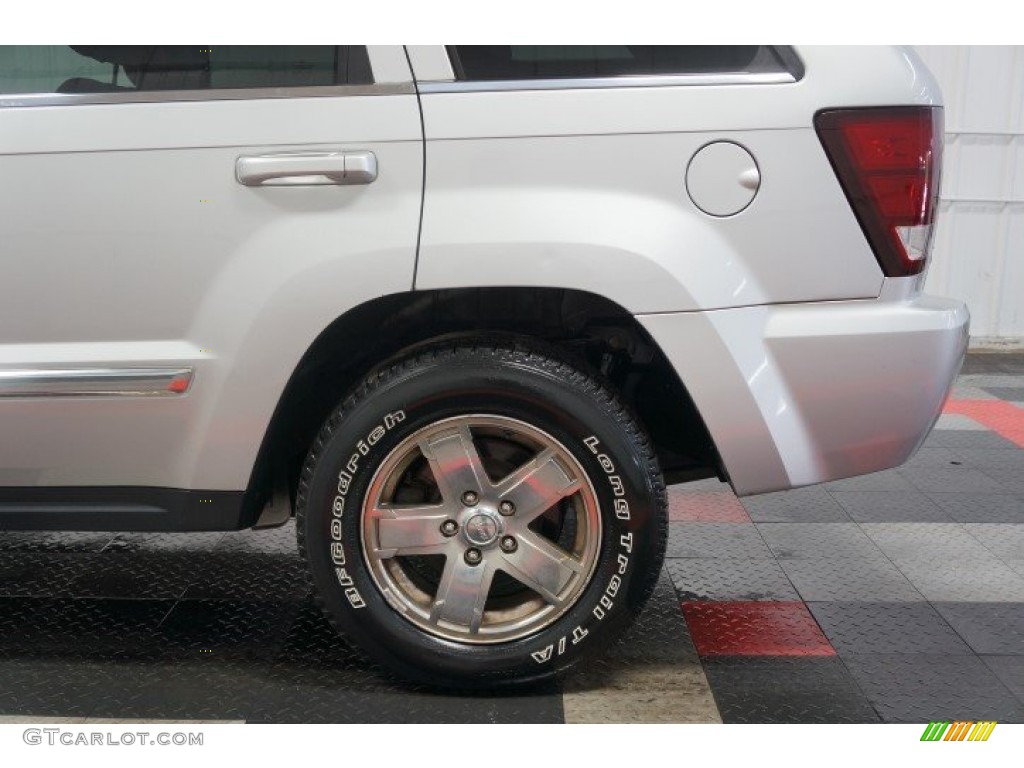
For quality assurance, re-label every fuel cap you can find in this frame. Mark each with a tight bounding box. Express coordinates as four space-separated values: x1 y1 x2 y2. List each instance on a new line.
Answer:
686 141 761 217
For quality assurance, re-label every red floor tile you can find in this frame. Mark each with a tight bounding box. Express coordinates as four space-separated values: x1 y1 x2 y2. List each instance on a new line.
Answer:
682 601 836 657
943 400 1024 448
668 490 751 523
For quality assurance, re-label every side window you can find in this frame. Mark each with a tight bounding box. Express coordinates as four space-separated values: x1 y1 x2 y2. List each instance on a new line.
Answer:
0 46 373 95
447 46 792 81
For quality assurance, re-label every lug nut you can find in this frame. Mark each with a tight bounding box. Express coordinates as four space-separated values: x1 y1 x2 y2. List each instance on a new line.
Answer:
464 547 483 566
440 520 458 537
462 490 479 506
499 500 515 516
500 536 518 553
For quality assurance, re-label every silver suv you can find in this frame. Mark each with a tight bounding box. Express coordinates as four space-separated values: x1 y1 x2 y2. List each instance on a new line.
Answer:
0 45 968 686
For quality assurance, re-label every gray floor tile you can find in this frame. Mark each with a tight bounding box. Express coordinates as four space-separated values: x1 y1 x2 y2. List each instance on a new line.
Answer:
985 358 1024 375
1008 560 1024 578
842 654 1024 723
978 468 1024 494
894 558 1024 602
665 523 773 559
666 558 799 602
778 557 924 602
757 523 883 560
959 358 1006 375
933 603 1024 655
898 466 1008 494
958 373 1024 388
965 524 1024 561
904 447 964 467
926 493 1024 523
933 412 986 429
807 602 973 655
947 386 998 403
671 477 731 493
667 486 749 522
923 431 1019 449
740 486 850 522
832 491 953 523
981 656 1024 699
861 523 996 561
955 449 1024 471
932 412 986 430
700 657 880 723
981 386 1024 401
824 470 916 493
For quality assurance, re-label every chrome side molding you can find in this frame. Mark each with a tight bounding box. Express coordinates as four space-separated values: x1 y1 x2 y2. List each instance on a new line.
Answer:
417 71 796 95
0 367 194 398
0 82 413 109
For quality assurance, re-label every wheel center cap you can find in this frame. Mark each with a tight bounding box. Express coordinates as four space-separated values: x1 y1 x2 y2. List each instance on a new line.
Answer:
464 512 500 546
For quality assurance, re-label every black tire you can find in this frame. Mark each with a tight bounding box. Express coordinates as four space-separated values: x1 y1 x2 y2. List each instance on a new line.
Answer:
296 340 666 687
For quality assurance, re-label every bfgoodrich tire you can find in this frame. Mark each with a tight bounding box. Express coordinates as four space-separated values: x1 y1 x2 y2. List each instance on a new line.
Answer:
296 341 666 687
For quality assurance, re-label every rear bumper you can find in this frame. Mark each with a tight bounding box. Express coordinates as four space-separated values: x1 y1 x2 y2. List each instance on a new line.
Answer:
639 294 970 496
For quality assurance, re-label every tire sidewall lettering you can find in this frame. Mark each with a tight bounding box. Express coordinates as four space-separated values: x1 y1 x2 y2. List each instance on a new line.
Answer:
529 432 636 665
328 409 406 610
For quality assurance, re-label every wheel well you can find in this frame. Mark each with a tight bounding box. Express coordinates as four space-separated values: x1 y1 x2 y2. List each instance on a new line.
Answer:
241 287 721 525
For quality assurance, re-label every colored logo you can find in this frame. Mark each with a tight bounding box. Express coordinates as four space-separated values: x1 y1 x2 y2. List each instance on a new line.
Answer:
921 721 996 742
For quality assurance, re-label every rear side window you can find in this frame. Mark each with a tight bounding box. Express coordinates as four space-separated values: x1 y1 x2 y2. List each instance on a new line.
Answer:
448 46 794 81
0 46 372 95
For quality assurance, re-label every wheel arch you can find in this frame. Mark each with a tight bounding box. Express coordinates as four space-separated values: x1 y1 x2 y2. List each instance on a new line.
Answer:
240 287 723 526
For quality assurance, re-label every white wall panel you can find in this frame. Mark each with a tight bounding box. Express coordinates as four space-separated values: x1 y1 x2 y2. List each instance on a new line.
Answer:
914 46 1024 345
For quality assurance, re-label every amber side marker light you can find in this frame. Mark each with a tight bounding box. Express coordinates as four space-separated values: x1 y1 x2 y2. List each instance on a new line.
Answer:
166 371 193 394
816 106 943 277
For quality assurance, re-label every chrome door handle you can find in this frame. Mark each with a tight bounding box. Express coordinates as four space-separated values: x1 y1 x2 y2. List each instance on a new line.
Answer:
235 151 377 186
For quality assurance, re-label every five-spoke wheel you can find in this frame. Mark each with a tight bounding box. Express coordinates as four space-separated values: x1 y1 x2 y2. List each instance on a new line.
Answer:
362 416 601 642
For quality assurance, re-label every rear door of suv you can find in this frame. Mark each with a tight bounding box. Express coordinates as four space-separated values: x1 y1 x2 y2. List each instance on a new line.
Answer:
0 46 422 524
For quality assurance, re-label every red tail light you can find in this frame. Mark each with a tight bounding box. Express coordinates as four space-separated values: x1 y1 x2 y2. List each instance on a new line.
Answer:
815 107 943 277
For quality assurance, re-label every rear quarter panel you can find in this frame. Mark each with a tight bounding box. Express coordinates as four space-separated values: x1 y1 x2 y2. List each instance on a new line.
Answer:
411 46 942 313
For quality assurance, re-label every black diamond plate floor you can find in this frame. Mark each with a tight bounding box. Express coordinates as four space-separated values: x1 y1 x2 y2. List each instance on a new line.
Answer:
1 353 1023 723
0 525 563 723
